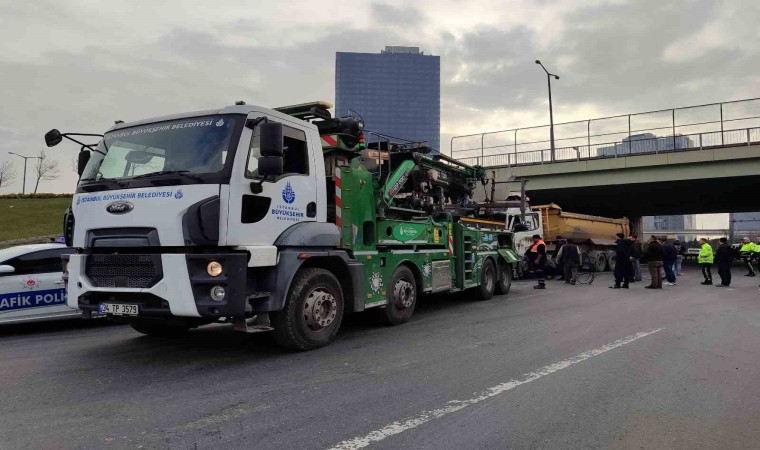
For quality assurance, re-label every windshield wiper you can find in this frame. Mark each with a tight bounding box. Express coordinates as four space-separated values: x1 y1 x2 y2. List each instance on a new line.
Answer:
80 177 128 189
130 170 204 182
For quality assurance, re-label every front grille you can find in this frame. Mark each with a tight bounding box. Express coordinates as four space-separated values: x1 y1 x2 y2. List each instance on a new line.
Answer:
85 254 162 288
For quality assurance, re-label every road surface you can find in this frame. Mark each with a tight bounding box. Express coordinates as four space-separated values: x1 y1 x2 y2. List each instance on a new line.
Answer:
1 267 759 449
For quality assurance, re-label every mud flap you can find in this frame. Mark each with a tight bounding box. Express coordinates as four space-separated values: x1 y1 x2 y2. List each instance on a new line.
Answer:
497 248 520 264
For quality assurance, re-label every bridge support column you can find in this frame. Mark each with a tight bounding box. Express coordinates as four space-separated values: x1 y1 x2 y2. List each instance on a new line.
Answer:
630 216 644 238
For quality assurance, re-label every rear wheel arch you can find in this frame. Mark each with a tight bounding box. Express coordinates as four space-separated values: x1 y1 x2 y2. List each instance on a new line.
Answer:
396 259 424 294
298 256 356 313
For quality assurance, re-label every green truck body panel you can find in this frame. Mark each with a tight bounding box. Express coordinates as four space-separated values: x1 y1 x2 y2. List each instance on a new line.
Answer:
336 157 515 307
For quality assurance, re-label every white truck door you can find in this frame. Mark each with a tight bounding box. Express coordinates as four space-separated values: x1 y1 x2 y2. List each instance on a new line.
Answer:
0 248 73 323
226 113 319 248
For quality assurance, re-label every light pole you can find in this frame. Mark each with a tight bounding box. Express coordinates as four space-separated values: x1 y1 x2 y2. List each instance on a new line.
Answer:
8 152 41 195
535 60 560 162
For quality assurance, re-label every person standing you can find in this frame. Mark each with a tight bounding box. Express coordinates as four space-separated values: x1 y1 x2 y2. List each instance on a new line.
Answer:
556 238 581 285
631 235 643 282
753 236 760 278
674 240 685 276
698 237 714 285
715 237 733 287
662 238 677 286
528 234 547 289
551 236 564 281
739 237 755 276
611 233 633 289
645 235 664 289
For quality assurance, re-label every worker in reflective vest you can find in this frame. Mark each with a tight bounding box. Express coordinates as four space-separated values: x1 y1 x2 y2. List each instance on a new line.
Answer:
528 234 547 289
739 237 755 276
698 238 714 285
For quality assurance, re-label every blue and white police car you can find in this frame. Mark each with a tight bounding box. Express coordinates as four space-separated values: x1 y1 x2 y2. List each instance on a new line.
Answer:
0 243 77 324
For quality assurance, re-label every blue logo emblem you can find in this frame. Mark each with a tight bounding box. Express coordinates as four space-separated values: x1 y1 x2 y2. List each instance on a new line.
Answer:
174 189 184 199
282 182 296 204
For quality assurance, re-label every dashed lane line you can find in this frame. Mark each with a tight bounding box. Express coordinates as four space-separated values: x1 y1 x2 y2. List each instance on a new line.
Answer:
327 328 663 450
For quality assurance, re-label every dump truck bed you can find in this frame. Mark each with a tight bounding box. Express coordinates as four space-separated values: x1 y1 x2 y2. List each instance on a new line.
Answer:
534 203 630 245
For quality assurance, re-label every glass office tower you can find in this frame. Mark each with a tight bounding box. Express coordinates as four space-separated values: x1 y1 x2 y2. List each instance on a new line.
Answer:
335 46 440 152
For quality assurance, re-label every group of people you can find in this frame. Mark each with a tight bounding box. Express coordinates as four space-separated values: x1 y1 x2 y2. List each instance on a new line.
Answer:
525 233 759 290
613 234 760 289
525 234 582 289
611 233 687 289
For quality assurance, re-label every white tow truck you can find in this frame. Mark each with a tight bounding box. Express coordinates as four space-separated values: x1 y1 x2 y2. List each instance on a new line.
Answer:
47 101 518 350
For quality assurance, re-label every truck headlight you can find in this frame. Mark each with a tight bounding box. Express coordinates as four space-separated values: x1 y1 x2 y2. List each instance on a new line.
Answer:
210 285 226 302
207 261 223 277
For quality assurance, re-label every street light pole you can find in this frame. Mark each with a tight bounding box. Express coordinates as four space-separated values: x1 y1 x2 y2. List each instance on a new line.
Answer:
535 60 560 162
8 152 41 195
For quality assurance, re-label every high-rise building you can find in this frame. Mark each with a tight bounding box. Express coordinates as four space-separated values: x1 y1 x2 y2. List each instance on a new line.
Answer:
730 212 760 239
335 46 440 152
643 215 697 241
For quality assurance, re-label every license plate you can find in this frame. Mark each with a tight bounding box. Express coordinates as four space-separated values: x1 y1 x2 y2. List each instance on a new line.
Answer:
98 303 138 316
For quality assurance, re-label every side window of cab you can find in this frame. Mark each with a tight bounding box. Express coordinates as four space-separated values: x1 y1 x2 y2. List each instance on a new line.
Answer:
245 123 309 179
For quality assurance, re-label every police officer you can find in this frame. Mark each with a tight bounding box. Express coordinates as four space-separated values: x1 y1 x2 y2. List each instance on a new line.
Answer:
739 237 755 276
528 234 547 289
698 238 714 285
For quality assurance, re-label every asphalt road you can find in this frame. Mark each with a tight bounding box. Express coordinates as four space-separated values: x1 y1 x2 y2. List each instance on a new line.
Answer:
1 266 759 450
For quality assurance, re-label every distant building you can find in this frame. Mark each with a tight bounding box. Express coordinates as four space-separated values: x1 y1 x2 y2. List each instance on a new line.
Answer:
644 214 697 242
730 212 760 240
598 134 693 157
335 46 440 152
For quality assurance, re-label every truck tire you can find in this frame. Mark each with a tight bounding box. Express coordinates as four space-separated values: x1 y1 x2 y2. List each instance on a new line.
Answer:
380 265 417 325
594 252 607 272
272 268 344 351
495 263 512 295
475 258 496 300
130 322 190 337
607 253 617 272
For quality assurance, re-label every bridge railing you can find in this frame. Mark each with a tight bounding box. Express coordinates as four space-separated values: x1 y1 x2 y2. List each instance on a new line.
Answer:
452 97 760 167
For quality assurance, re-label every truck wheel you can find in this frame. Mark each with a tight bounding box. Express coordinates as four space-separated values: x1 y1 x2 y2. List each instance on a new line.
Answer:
272 268 344 351
130 322 189 337
380 266 417 325
607 254 616 272
495 263 512 295
475 258 496 300
594 253 608 272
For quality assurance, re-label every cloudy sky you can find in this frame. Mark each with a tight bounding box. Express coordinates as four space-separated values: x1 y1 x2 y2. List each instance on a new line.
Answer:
1 0 757 225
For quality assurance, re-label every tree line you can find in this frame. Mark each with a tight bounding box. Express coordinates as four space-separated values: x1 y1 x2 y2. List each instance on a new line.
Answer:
0 150 62 193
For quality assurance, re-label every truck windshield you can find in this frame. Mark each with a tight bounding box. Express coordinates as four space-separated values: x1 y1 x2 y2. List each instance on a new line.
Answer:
80 114 243 185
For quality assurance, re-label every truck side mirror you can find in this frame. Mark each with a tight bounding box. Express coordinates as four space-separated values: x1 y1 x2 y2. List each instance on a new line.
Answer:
77 151 91 176
45 129 63 147
260 122 283 157
258 156 284 178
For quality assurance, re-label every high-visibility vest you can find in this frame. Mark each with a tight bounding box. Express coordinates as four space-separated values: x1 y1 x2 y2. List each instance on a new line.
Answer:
530 239 545 253
698 243 714 264
740 243 754 253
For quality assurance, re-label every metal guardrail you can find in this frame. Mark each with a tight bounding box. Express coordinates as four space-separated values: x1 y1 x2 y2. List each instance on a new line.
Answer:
452 97 760 167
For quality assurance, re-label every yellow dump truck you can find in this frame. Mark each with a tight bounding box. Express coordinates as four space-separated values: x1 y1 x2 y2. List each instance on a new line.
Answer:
508 203 630 272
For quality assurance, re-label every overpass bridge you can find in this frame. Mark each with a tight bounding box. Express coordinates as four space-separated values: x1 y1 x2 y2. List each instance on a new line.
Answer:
452 98 760 221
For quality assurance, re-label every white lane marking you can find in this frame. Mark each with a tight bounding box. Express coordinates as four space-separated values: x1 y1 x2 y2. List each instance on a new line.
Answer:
328 328 663 450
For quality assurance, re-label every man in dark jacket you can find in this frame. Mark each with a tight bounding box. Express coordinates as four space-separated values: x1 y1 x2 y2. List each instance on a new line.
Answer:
611 233 634 289
662 238 677 286
645 235 664 289
556 238 581 285
715 237 733 287
631 235 643 282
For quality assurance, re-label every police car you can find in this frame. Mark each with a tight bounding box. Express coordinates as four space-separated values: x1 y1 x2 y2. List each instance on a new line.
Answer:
0 243 77 324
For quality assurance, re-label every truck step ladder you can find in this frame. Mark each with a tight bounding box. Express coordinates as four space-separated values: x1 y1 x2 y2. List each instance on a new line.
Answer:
232 312 274 333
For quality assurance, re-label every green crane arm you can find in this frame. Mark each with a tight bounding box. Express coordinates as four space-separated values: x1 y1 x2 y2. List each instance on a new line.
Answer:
383 159 416 205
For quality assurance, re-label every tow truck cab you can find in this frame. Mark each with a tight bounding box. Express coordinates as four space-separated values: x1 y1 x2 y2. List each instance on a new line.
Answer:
54 103 364 335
